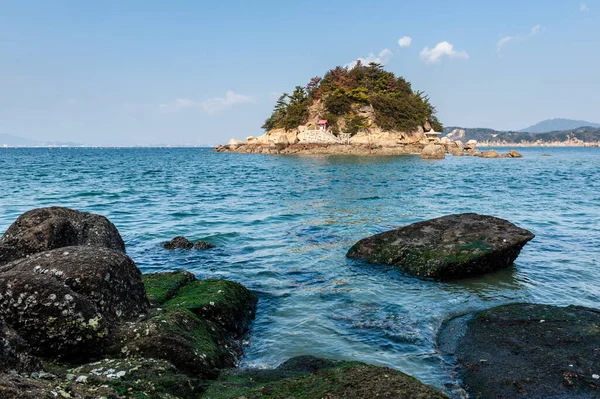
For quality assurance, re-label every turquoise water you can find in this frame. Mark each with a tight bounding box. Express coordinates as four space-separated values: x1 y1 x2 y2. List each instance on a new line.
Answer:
1 147 599 394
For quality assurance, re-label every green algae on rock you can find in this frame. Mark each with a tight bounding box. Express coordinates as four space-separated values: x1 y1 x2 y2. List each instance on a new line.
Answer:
163 278 258 336
347 213 534 280
438 303 600 399
109 271 258 378
202 355 449 399
143 270 196 306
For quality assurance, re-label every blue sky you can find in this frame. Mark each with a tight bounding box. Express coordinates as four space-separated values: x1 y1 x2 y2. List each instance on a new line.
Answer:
0 0 598 146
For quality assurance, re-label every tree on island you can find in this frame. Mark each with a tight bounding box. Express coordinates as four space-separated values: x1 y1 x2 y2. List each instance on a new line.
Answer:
262 62 442 135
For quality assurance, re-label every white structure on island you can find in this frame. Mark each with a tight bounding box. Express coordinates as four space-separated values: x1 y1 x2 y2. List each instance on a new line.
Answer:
424 128 441 143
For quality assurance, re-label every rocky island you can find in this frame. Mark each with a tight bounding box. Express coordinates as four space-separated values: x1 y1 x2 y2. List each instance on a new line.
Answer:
216 63 525 158
215 63 449 156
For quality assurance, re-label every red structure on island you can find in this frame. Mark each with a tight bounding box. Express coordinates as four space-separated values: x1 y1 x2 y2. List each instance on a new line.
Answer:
318 120 328 131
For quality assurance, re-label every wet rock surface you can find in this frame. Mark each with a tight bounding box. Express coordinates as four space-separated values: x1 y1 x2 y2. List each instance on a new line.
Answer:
203 355 449 399
0 207 125 266
347 213 535 280
438 303 600 399
163 236 216 250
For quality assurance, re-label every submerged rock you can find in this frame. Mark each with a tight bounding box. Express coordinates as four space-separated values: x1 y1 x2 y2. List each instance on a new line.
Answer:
204 355 449 399
0 207 125 266
163 236 216 250
438 303 600 399
0 246 148 359
346 213 534 280
419 144 445 159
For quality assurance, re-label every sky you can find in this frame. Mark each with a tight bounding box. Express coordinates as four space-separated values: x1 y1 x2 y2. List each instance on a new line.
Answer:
0 0 598 146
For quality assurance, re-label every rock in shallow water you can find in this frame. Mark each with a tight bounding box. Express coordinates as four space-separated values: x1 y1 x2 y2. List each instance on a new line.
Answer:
0 207 125 266
204 355 449 399
419 144 445 159
163 236 216 250
346 213 534 280
438 303 600 399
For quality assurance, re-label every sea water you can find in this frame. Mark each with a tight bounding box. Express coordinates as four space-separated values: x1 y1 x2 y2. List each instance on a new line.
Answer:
1 147 598 393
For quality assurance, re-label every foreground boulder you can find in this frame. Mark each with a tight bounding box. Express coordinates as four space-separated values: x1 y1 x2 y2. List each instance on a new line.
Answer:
0 207 125 266
163 236 216 250
0 246 148 359
203 355 449 399
346 213 534 280
438 303 600 399
419 144 445 159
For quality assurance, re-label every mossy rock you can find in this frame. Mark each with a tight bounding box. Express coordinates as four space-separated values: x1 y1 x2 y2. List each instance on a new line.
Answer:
143 270 196 306
163 278 258 336
109 307 234 378
202 355 449 399
347 213 534 280
438 303 600 399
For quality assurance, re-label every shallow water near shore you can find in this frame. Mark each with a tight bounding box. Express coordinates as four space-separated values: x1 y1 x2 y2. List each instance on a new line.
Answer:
1 147 599 395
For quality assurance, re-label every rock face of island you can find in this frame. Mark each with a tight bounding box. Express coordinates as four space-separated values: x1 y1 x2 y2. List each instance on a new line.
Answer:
347 213 535 280
438 303 600 399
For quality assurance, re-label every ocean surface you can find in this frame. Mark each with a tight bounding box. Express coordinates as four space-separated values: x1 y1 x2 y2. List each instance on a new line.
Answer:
1 147 599 395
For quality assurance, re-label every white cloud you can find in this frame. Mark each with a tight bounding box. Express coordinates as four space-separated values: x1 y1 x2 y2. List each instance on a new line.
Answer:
398 36 412 47
580 3 590 11
159 91 256 114
345 48 393 69
497 25 542 54
419 41 469 64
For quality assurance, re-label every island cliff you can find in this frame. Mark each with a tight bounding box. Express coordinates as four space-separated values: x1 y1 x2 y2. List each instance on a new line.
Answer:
217 62 448 155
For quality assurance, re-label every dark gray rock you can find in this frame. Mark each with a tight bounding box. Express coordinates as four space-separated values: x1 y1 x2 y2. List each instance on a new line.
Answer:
346 213 534 280
163 236 215 250
0 207 125 266
194 240 215 250
438 303 600 399
0 246 148 359
0 317 41 372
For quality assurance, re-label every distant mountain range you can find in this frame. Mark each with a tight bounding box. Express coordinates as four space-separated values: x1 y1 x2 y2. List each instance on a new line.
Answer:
0 133 83 147
443 126 600 145
519 118 600 133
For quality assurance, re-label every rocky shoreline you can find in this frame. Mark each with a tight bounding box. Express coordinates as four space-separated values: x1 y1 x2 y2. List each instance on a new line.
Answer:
1 207 597 398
